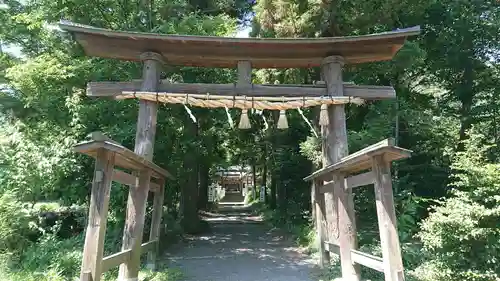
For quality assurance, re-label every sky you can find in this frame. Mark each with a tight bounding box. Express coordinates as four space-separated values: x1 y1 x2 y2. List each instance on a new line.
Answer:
235 25 252 38
2 44 22 57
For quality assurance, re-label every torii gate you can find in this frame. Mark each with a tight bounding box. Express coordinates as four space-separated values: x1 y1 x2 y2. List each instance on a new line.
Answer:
59 21 419 281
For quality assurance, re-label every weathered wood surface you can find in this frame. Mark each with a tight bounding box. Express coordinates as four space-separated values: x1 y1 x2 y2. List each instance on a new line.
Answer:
141 239 158 253
119 54 162 281
134 53 161 160
80 148 115 281
99 240 159 273
310 180 316 230
322 55 360 281
314 180 330 268
345 171 375 188
74 138 173 180
317 171 375 193
324 242 384 272
118 170 152 280
335 173 360 280
372 155 405 281
304 138 412 181
237 61 252 86
147 181 165 270
351 249 384 273
87 81 396 99
101 249 132 273
59 21 420 68
324 241 341 255
112 169 161 191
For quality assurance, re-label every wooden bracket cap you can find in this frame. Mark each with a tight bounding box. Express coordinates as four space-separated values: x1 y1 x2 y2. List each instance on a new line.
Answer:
321 55 345 67
140 52 165 64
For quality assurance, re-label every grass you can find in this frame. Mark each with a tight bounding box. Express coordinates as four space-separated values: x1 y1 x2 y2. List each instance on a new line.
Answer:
0 229 185 281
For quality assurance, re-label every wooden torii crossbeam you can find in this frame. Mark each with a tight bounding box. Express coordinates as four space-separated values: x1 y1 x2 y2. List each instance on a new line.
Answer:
87 81 397 100
58 20 420 281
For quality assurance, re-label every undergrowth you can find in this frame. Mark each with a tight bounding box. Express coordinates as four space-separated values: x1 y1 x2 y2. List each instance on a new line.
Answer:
0 196 185 281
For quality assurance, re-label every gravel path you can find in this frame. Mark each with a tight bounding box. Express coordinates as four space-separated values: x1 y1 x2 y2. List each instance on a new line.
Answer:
163 207 315 281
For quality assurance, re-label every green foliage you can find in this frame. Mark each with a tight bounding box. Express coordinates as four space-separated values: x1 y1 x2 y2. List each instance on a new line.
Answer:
140 269 185 281
299 135 321 167
0 191 32 252
243 189 255 205
0 0 247 278
0 120 81 203
14 234 83 280
414 133 500 281
0 232 185 281
0 0 499 280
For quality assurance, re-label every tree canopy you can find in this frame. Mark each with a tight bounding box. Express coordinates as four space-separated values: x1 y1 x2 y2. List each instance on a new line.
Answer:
0 0 499 280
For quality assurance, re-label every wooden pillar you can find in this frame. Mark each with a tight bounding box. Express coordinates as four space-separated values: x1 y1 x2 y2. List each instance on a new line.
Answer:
310 179 316 230
321 55 360 280
146 178 165 270
372 155 405 281
119 52 163 280
80 149 115 281
313 179 330 268
237 60 252 86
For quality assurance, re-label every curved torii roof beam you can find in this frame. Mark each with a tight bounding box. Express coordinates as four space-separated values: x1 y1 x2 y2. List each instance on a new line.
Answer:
59 20 420 68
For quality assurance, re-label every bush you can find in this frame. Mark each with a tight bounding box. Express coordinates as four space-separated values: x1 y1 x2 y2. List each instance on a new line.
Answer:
413 136 500 281
140 269 185 281
244 188 255 205
0 191 33 252
14 234 83 280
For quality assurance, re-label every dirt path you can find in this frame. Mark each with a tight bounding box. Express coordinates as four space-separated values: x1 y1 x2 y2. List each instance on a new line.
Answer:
163 206 315 281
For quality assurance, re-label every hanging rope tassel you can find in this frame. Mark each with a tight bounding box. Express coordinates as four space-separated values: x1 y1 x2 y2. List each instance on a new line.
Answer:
277 110 288 129
238 109 251 129
224 106 234 128
262 114 269 131
319 104 329 126
256 110 269 131
297 108 318 138
183 104 197 123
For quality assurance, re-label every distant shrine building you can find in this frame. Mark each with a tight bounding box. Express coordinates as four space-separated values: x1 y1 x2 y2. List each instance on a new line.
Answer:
215 166 253 196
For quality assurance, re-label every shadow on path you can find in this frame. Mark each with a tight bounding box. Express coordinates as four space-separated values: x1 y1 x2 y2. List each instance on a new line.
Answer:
162 205 315 281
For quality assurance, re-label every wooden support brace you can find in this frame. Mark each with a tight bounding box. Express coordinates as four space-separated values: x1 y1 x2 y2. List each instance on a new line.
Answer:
324 242 384 272
318 171 375 193
141 239 158 253
372 155 405 281
100 240 159 274
112 169 161 191
80 149 115 281
351 249 384 273
335 173 361 280
310 180 316 231
118 169 152 280
101 249 132 273
147 179 165 270
304 138 411 182
314 179 330 268
326 241 383 273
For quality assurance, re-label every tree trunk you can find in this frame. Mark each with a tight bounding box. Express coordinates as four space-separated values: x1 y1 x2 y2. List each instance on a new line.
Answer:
180 120 200 233
270 170 277 209
198 162 209 210
457 36 475 151
269 111 278 210
277 178 286 216
262 153 268 204
251 163 257 201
